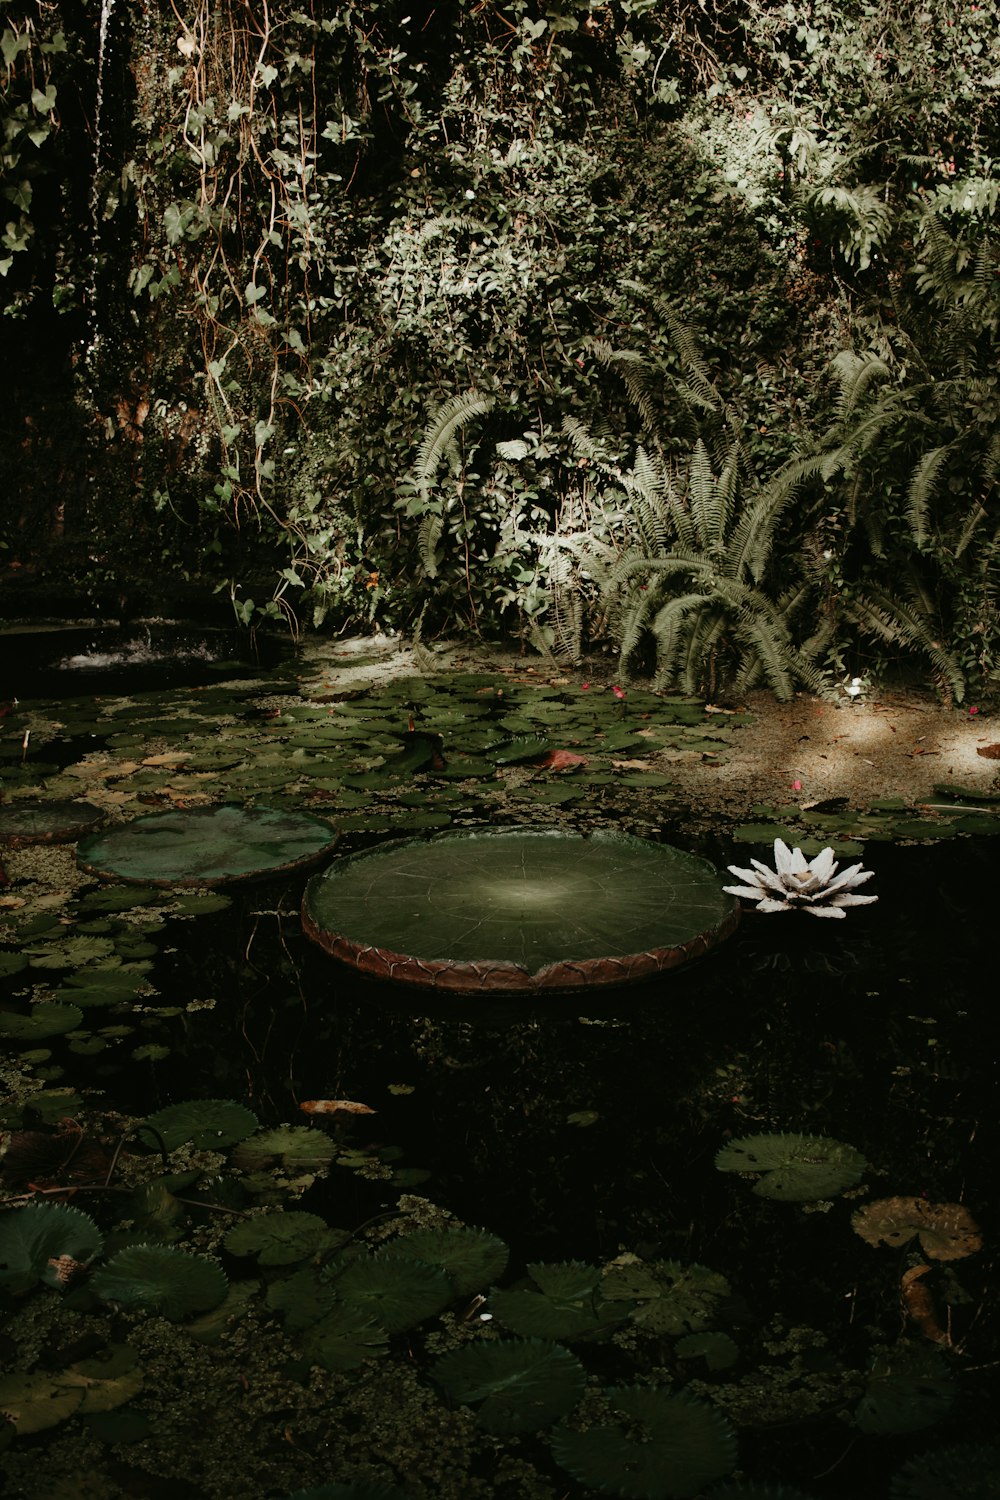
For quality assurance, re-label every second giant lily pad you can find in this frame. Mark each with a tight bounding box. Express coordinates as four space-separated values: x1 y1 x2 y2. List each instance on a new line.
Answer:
301 828 739 994
76 804 338 886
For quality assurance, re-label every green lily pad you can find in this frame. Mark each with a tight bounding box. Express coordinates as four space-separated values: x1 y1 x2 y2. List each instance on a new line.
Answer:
0 1002 85 1041
93 1245 228 1321
303 828 738 994
430 1337 586 1433
379 1226 509 1297
284 1486 413 1500
332 1252 454 1332
299 1302 390 1371
0 1371 85 1434
61 1344 144 1413
854 1344 954 1435
0 951 27 977
77 804 338 886
889 1442 1000 1499
224 1211 343 1266
552 1386 738 1498
675 1331 740 1370
714 1133 867 1201
601 1258 730 1336
141 1098 259 1151
492 1261 626 1341
231 1126 337 1172
0 1202 102 1291
0 799 105 847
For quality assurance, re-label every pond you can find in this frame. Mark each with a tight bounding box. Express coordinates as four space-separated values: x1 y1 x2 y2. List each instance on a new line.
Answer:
1 640 998 1500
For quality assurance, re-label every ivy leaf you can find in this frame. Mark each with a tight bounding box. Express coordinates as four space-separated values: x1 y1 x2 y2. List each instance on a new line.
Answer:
245 281 265 304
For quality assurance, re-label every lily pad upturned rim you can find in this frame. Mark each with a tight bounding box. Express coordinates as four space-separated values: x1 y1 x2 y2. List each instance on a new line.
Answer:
75 803 339 887
0 799 106 848
301 827 739 996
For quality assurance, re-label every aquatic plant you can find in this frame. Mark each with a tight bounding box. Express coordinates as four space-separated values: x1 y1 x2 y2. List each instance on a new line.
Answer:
723 837 877 917
715 1133 867 1201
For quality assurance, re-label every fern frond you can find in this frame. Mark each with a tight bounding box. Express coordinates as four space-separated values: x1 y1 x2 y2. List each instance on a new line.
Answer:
686 440 719 550
845 586 966 703
418 512 444 579
414 391 495 497
727 454 825 585
830 350 893 420
907 444 953 546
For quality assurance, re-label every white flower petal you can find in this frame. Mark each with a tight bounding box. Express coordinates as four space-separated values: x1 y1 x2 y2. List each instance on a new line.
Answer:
725 864 764 886
748 860 787 895
823 863 875 895
804 903 847 918
755 897 793 913
807 847 837 884
722 884 766 901
825 892 879 907
772 838 805 877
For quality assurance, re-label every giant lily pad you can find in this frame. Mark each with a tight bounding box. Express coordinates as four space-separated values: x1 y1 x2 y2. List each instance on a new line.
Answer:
302 828 738 994
76 804 338 887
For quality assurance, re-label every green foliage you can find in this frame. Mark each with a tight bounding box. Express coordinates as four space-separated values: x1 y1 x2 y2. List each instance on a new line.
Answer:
430 1337 587 1433
0 1202 102 1292
551 1386 738 1499
714 1133 868 1201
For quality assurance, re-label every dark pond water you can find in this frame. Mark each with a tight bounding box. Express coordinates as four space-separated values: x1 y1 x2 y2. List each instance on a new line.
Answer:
1 650 998 1500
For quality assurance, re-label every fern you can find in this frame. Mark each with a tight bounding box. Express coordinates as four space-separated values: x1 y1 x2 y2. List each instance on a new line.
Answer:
414 391 496 502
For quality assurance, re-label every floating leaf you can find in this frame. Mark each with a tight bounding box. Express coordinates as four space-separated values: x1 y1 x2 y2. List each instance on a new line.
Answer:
852 1198 982 1261
231 1126 337 1172
61 1344 144 1412
285 1482 413 1499
431 1337 586 1433
0 951 28 977
142 1098 259 1151
76 804 338 886
303 829 738 993
84 1407 154 1444
714 1133 867 1201
492 1261 626 1341
0 1003 85 1041
0 1202 102 1291
675 1331 740 1370
889 1442 1000 1499
300 1098 376 1117
299 1302 390 1371
602 1257 729 1336
224 1211 344 1266
0 1371 85 1434
552 1386 737 1498
187 1282 261 1345
93 1245 228 1320
267 1266 343 1333
333 1252 453 1332
854 1343 954 1434
379 1226 508 1297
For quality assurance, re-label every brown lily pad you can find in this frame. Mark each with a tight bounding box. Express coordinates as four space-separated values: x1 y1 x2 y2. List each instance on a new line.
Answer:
852 1197 983 1261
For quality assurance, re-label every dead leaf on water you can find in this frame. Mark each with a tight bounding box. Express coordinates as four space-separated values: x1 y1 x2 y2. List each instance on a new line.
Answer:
300 1099 377 1117
852 1196 982 1260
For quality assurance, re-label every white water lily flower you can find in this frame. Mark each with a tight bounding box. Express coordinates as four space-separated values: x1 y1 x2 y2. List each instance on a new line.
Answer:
724 838 877 919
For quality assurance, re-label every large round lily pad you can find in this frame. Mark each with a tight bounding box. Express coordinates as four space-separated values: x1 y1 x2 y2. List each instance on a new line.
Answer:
0 799 105 847
301 828 738 994
76 804 338 887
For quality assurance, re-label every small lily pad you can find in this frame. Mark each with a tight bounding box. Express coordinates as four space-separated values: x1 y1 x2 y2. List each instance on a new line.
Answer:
333 1252 454 1332
0 1371 85 1434
231 1126 337 1172
714 1133 867 1201
299 1303 390 1371
224 1211 342 1266
852 1198 983 1261
0 799 105 847
552 1386 737 1498
0 1003 85 1041
379 1226 509 1296
430 1337 587 1434
93 1245 228 1321
854 1344 954 1434
492 1261 626 1341
601 1258 729 1336
142 1098 259 1151
0 1201 103 1291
